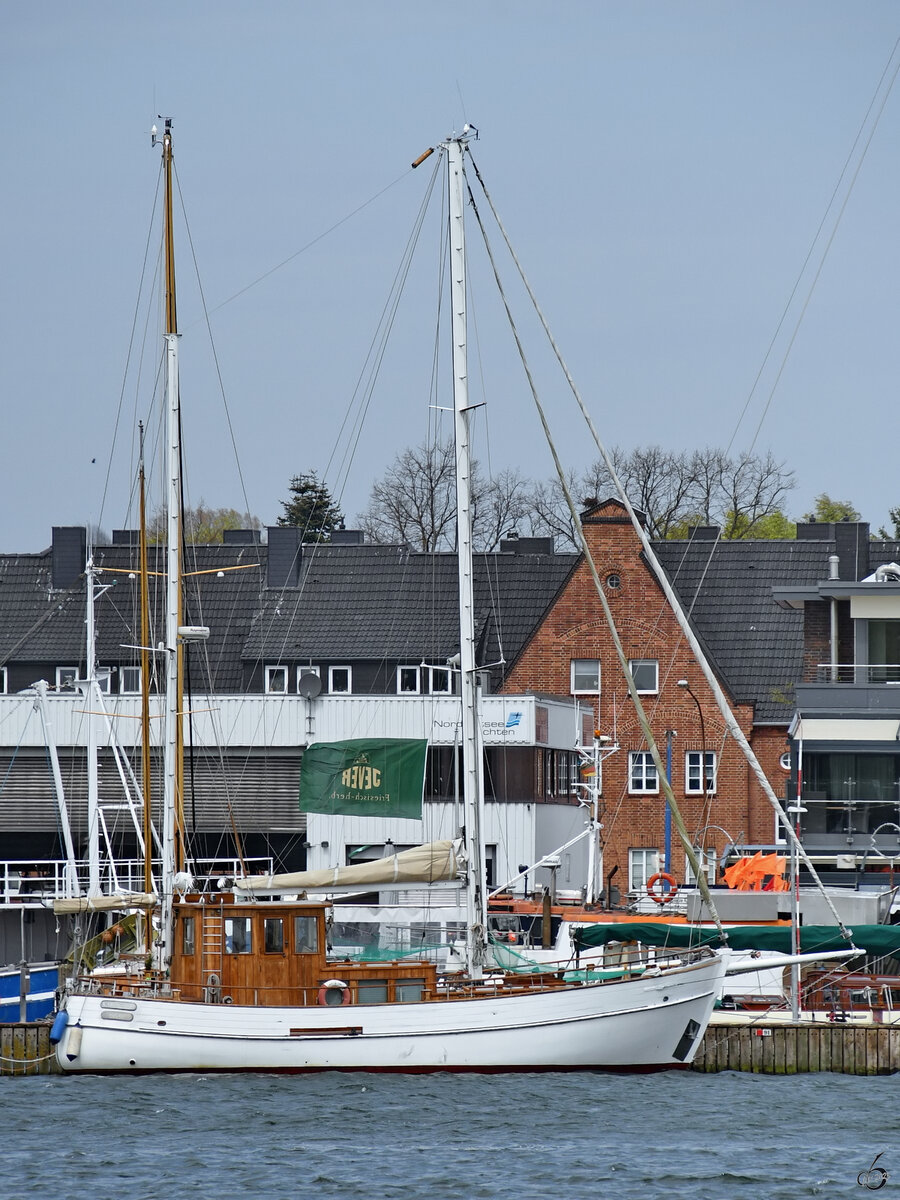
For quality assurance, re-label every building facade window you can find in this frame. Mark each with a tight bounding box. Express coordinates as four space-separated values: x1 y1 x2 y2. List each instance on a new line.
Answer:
629 750 658 793
684 848 717 885
629 848 660 891
120 665 142 694
329 666 352 694
96 668 112 694
429 666 452 694
397 666 420 694
56 667 78 690
265 665 288 693
570 658 601 694
628 659 658 694
685 750 717 795
0 666 6 694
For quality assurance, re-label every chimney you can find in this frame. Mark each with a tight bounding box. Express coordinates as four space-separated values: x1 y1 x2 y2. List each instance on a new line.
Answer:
499 536 555 555
833 521 870 582
112 529 139 546
266 526 302 588
51 527 87 590
330 529 365 546
223 529 262 545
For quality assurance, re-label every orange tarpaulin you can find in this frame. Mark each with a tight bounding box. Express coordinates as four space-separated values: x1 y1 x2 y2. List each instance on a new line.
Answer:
723 851 787 891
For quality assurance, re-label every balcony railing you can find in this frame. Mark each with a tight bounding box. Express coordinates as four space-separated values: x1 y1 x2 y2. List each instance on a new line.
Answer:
0 856 274 907
812 663 900 684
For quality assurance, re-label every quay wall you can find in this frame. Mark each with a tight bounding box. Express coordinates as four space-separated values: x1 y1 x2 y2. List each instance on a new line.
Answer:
3 1020 900 1076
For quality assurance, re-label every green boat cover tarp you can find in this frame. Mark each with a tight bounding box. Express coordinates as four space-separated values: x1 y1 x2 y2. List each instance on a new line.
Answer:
571 922 900 958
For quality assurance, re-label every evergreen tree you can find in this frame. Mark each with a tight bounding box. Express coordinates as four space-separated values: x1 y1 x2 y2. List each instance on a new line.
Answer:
278 473 344 541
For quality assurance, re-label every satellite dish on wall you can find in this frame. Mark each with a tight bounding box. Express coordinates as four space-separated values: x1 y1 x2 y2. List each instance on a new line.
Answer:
298 672 322 699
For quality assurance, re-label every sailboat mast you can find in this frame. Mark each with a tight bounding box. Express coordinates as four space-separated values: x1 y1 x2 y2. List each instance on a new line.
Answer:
84 549 101 897
445 133 487 976
160 118 182 961
138 424 153 910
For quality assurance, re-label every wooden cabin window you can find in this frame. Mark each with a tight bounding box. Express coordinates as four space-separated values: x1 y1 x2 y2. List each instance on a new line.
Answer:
357 980 389 1004
293 915 318 954
264 918 284 953
396 979 425 1003
225 916 252 954
182 916 195 956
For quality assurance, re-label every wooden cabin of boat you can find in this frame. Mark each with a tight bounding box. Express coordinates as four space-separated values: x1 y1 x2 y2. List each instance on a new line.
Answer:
166 895 439 1007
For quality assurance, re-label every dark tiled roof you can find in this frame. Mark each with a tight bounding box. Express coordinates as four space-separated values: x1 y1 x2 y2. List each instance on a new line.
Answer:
653 537 838 722
0 542 264 693
243 544 577 685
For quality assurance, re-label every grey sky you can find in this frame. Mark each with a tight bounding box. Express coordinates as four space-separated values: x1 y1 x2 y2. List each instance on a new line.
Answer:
3 1 900 551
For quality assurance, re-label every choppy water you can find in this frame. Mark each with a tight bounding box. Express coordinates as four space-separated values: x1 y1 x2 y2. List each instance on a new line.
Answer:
3 1070 897 1199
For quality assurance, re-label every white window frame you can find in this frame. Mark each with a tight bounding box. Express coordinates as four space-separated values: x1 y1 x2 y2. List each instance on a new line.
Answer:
120 665 142 695
328 665 352 694
265 665 289 694
429 666 453 694
397 666 420 694
628 658 658 694
570 658 601 695
56 666 79 690
96 667 113 695
0 666 6 694
684 847 717 885
685 750 717 795
629 750 659 794
629 848 660 892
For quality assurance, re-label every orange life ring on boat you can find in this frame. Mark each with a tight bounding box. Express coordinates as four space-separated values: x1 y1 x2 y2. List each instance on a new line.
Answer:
318 979 351 1006
646 872 678 904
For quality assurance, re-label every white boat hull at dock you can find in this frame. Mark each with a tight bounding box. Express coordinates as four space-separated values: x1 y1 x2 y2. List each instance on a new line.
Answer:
56 955 724 1074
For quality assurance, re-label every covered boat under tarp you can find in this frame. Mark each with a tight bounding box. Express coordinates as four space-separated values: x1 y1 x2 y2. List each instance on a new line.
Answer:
572 922 900 958
235 839 460 892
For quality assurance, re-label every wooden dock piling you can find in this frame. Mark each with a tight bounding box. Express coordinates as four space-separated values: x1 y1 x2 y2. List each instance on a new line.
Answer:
692 1019 900 1074
0 1022 58 1075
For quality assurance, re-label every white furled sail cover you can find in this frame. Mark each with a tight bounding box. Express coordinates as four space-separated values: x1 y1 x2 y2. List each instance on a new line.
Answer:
235 840 460 892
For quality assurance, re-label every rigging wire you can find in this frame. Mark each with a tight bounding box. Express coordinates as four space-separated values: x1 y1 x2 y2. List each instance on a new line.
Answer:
96 161 164 535
732 35 900 458
466 147 851 940
192 169 416 325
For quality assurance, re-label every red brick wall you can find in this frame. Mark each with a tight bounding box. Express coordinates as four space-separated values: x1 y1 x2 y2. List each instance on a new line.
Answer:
501 502 788 892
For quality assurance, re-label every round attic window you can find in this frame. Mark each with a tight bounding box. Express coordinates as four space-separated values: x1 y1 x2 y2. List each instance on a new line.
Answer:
779 752 791 770
606 573 621 590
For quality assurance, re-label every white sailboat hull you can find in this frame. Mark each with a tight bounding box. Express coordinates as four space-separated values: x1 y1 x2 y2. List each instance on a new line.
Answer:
56 955 724 1074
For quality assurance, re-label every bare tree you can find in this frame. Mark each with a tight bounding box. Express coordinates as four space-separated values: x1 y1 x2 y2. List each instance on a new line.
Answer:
359 441 458 550
525 472 582 550
149 501 261 545
473 467 533 552
717 451 795 538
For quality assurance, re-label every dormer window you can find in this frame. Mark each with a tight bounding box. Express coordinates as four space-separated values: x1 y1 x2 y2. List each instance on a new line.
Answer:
265 665 288 694
56 667 79 691
329 666 352 694
397 666 420 694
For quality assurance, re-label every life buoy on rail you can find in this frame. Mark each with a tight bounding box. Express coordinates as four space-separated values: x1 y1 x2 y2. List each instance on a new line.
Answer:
646 872 679 904
318 979 352 1006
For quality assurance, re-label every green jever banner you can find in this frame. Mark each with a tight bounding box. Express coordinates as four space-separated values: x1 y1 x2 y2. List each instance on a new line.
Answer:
299 738 427 818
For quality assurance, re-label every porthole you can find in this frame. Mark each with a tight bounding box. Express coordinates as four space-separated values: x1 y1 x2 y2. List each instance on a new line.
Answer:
606 573 621 590
779 752 791 770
